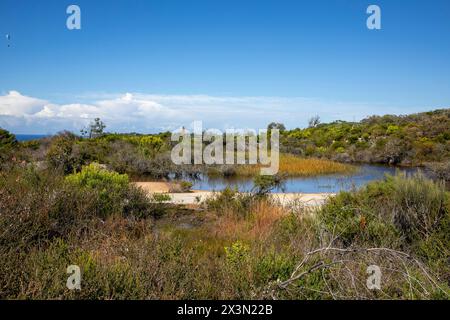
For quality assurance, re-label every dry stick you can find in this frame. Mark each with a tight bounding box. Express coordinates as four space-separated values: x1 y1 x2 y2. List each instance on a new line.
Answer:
321 268 337 300
279 260 349 289
289 223 344 279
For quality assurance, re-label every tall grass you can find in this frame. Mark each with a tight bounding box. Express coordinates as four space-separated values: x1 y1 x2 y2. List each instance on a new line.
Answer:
234 154 355 177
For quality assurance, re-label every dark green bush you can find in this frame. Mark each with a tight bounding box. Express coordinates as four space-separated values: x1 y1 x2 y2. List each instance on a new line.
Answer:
252 174 284 195
0 128 17 152
0 128 17 169
45 131 81 174
205 187 253 217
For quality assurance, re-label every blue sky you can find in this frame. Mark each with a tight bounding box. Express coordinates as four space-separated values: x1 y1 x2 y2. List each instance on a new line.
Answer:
1 0 450 134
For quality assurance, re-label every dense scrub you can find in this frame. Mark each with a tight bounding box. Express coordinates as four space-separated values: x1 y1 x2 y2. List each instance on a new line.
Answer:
282 109 450 166
2 109 450 178
0 165 448 299
4 128 353 179
9 130 178 178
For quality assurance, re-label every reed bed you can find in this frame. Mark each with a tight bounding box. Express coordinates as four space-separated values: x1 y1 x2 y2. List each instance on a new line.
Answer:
235 154 355 177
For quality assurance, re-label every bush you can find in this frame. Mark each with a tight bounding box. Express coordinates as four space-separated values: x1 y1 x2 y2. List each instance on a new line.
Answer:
0 167 98 250
252 174 284 196
224 241 252 296
318 173 449 250
65 163 157 219
389 172 448 242
46 132 81 174
1 165 449 299
0 128 17 168
0 164 158 253
254 251 294 283
0 128 17 152
205 187 253 217
66 163 129 192
318 190 395 246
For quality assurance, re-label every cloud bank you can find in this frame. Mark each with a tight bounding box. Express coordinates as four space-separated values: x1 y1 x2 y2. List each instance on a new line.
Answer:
0 91 423 134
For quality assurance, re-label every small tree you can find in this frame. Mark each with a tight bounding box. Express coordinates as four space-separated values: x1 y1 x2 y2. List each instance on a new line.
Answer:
308 115 321 128
267 122 286 132
46 131 79 174
0 128 17 166
0 128 17 152
83 118 106 138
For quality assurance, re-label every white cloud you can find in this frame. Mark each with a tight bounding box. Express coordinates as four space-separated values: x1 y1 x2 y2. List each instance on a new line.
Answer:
0 90 427 134
0 91 48 117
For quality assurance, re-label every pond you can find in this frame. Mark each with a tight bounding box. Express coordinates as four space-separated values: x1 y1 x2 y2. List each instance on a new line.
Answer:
188 165 422 193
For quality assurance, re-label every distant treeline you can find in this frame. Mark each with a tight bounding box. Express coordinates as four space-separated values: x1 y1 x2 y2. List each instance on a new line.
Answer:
1 109 449 180
281 108 450 166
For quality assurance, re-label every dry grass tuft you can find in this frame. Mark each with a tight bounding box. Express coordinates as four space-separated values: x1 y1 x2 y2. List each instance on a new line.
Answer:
212 199 286 242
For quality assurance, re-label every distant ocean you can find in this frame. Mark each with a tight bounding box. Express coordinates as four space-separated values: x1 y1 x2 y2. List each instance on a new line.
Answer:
15 134 50 142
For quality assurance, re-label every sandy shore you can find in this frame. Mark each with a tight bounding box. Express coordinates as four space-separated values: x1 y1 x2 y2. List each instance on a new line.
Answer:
134 181 173 193
133 182 334 207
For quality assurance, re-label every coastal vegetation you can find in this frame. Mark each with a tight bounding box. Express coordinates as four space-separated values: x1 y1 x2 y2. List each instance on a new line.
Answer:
282 109 450 167
0 164 448 299
3 109 449 182
0 108 449 299
3 129 353 180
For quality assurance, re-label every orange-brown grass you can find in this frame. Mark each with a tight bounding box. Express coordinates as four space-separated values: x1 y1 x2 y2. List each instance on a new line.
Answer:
212 200 286 242
235 154 355 177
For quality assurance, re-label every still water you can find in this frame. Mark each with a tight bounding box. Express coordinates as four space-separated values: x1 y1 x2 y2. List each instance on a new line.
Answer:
189 165 420 193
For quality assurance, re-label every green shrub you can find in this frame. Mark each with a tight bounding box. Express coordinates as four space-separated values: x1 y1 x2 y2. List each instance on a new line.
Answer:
389 172 448 242
152 193 172 202
180 181 193 192
0 128 17 152
66 163 129 191
225 241 250 267
205 187 253 216
254 251 294 283
386 125 400 135
46 132 80 174
0 128 17 168
318 172 449 254
224 241 252 296
0 164 161 253
282 109 450 165
252 174 284 195
335 146 346 153
137 136 164 157
20 139 41 150
65 163 157 219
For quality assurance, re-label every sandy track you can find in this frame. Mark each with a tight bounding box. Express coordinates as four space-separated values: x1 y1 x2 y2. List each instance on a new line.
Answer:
133 182 334 207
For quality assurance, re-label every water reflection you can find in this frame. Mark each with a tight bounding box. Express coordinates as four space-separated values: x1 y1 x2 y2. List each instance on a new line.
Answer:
189 165 421 193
